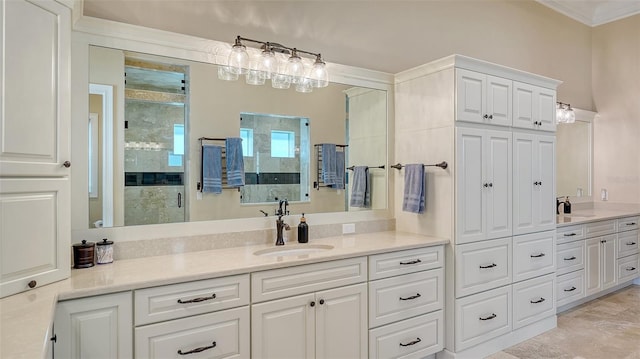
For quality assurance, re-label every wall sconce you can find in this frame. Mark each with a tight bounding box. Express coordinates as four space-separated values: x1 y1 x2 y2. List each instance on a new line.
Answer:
218 35 329 93
556 101 575 124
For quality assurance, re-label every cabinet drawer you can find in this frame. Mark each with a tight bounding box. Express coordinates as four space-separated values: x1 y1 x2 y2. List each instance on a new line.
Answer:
369 269 443 328
368 246 443 280
617 216 639 232
617 254 639 283
557 240 585 275
369 311 443 359
454 285 511 351
617 230 639 258
135 306 249 359
135 274 249 325
556 224 585 244
512 274 556 330
585 220 616 238
455 238 511 298
251 257 367 303
556 270 585 308
513 231 555 282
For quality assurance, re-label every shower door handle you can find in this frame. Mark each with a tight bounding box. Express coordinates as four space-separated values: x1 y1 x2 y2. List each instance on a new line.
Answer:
178 192 182 208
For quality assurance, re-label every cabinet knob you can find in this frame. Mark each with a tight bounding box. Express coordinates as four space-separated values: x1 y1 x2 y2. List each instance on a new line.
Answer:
50 334 57 343
601 240 607 243
319 299 325 305
28 280 37 288
310 301 316 307
483 114 489 119
62 161 71 168
488 114 493 120
483 183 489 188
488 183 493 187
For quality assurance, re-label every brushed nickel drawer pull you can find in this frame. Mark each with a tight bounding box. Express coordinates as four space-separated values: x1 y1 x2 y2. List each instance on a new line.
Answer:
530 253 545 258
177 293 216 304
399 337 422 347
564 286 577 292
399 293 421 301
563 233 577 237
626 242 637 246
178 341 216 355
530 297 546 304
479 263 497 269
626 222 637 226
479 313 497 321
399 259 422 265
564 256 577 261
627 267 636 271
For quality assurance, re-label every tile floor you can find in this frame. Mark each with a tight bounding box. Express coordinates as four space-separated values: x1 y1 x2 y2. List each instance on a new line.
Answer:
487 285 640 359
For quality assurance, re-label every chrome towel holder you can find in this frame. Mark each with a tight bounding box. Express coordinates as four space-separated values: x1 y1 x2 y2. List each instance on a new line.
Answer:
390 161 448 170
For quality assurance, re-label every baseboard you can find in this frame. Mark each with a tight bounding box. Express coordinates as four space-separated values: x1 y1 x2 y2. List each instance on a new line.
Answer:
557 280 638 313
435 315 556 359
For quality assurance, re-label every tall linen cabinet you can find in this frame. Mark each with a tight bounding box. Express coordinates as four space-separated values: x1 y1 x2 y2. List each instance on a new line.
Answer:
394 55 560 358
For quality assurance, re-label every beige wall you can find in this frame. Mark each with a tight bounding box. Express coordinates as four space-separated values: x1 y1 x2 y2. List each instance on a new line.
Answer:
592 14 640 203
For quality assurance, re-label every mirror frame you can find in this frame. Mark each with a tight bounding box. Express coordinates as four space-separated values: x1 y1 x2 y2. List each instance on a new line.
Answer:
70 15 395 243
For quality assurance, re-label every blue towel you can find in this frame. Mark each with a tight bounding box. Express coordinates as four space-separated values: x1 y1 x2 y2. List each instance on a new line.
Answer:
402 164 425 214
333 151 345 189
226 137 245 187
350 166 370 207
202 144 222 194
321 144 336 185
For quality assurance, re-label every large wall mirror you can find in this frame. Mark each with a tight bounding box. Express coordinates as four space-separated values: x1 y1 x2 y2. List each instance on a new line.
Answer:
556 108 595 200
87 46 388 228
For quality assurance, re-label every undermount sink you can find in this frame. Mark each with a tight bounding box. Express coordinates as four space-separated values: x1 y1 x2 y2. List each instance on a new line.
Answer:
253 244 334 257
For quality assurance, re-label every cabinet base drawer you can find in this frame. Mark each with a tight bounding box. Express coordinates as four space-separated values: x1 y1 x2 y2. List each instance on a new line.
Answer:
617 230 639 259
455 285 511 351
513 231 555 282
556 270 585 308
557 240 585 275
513 274 556 330
455 238 512 298
135 306 249 359
368 246 444 280
369 311 443 359
369 269 443 328
617 254 639 283
556 224 585 244
617 217 639 232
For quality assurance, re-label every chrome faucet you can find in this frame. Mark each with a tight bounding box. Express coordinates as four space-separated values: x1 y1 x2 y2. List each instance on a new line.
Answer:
275 199 290 246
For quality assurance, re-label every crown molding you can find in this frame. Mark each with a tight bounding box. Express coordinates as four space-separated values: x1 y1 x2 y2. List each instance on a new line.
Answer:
537 0 640 27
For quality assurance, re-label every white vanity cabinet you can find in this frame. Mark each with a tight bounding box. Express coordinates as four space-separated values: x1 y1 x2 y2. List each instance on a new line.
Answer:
585 234 617 296
54 292 133 359
251 258 368 359
0 0 71 298
513 132 556 235
455 127 512 244
456 69 512 127
512 81 556 132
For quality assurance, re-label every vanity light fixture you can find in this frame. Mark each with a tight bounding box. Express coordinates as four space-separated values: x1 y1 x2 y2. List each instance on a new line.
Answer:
220 36 329 93
556 101 575 124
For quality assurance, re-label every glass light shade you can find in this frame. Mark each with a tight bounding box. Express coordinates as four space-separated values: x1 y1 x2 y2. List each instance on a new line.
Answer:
271 73 291 89
246 57 265 85
218 65 239 81
556 107 564 123
258 49 278 80
295 77 313 93
566 109 576 123
228 44 249 75
285 54 306 84
309 59 329 88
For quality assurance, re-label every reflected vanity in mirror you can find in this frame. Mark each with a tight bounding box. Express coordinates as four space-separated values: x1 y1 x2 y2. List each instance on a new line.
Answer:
87 46 388 228
556 108 596 200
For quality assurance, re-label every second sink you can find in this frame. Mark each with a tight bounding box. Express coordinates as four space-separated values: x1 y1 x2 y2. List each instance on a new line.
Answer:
254 244 334 257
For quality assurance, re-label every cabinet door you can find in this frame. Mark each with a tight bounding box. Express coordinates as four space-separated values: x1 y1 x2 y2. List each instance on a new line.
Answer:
535 135 556 231
456 128 485 243
54 292 133 359
0 178 69 298
484 130 512 240
513 133 536 235
486 75 512 127
602 235 617 290
252 293 315 359
0 0 70 176
512 82 535 129
585 237 603 296
456 69 485 124
536 87 557 132
316 284 367 359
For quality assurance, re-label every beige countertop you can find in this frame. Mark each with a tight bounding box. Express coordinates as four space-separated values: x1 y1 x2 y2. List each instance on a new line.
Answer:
0 231 447 359
556 206 640 227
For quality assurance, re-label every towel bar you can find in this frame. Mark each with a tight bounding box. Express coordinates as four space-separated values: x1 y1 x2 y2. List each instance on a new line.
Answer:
390 161 448 170
347 165 385 171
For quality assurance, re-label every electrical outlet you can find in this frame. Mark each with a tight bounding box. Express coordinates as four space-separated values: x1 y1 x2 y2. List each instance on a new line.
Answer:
197 192 203 200
342 223 356 234
601 188 608 201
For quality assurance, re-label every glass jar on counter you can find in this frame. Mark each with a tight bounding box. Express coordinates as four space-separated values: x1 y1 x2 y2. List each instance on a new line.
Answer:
96 238 114 264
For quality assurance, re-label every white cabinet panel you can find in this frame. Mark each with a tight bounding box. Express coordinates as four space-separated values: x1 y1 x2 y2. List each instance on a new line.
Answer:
454 285 511 351
586 235 617 296
513 82 556 132
54 292 133 359
0 178 69 298
1 0 70 176
369 311 443 359
617 217 639 232
512 274 556 330
512 231 556 282
617 254 639 283
456 69 511 127
556 224 585 244
486 75 512 127
456 238 511 297
368 246 443 280
585 220 617 238
556 270 585 307
557 240 585 275
617 230 639 259
135 307 249 359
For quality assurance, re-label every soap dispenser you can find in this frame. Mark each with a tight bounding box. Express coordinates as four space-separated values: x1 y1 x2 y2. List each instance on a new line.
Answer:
564 196 572 214
298 213 309 243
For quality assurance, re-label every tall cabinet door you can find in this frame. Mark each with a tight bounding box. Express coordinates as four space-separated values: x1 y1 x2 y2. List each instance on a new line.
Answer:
252 293 316 359
585 237 603 296
456 128 485 243
535 135 556 232
316 283 367 359
456 69 486 124
0 0 70 176
484 130 512 240
602 236 617 290
486 76 512 127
